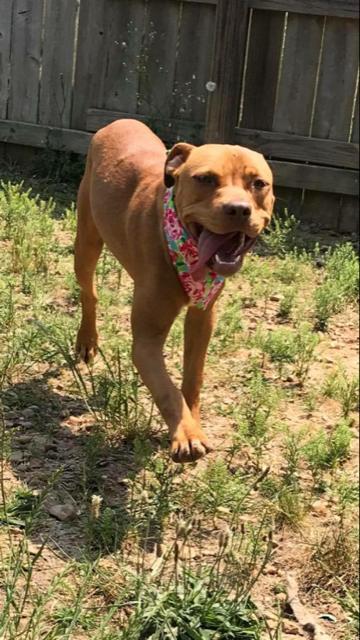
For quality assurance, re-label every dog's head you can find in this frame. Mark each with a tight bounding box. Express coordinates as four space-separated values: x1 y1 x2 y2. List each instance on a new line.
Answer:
164 143 274 279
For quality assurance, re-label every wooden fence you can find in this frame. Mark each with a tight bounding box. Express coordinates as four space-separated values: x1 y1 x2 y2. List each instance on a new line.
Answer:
0 0 358 231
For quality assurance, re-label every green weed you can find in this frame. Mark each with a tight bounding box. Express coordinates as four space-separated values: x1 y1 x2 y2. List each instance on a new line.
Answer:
0 181 55 290
303 419 352 479
323 367 359 417
254 324 319 383
263 209 300 256
314 243 359 330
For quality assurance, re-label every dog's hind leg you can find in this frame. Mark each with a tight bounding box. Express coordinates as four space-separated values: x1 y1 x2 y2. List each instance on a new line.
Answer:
74 169 104 363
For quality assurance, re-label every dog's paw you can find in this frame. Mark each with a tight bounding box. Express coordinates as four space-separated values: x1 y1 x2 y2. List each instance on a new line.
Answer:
75 331 98 364
171 424 213 464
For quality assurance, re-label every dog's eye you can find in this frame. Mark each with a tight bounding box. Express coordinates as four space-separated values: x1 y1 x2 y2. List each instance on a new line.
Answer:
253 178 268 190
193 173 218 186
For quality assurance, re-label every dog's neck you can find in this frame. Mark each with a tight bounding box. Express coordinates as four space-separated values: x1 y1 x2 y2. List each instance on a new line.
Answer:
163 187 224 310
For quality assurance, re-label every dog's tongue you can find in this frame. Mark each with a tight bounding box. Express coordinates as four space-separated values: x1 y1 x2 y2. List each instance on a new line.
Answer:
190 229 236 281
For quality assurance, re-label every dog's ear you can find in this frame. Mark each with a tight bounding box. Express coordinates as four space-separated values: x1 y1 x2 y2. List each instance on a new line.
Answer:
164 143 195 188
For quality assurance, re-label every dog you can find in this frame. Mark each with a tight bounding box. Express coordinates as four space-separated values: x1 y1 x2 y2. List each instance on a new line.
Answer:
75 120 274 463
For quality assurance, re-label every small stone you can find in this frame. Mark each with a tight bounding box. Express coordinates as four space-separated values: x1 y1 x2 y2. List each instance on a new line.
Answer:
270 294 283 302
22 408 35 418
283 620 300 635
264 564 279 576
311 500 327 517
31 436 47 453
47 503 77 521
11 451 25 463
67 415 83 425
275 592 287 603
17 435 32 444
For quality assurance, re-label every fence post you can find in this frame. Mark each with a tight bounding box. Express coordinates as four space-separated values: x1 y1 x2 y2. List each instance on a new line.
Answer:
205 0 249 144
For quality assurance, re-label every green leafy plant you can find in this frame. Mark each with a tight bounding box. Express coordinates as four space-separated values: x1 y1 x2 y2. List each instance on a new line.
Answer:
278 288 296 320
323 367 359 417
124 570 262 639
230 362 280 469
314 243 359 330
263 209 300 256
303 420 352 479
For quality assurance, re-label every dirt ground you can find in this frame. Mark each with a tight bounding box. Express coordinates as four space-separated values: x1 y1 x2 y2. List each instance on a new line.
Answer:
0 169 358 639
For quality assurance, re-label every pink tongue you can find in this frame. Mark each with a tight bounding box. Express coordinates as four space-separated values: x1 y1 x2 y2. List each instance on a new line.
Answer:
190 229 236 281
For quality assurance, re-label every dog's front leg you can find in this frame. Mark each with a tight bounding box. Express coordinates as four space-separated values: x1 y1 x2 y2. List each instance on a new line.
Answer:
131 289 213 463
182 304 216 424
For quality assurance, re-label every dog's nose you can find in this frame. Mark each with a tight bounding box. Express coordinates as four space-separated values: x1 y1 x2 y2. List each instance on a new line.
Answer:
223 202 251 218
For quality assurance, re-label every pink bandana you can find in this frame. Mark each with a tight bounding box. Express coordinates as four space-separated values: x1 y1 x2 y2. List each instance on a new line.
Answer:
163 188 224 309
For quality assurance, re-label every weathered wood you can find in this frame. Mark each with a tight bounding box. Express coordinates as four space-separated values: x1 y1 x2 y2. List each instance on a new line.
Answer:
270 161 359 195
301 191 342 228
249 0 359 19
101 0 145 114
235 128 359 169
338 196 359 233
8 0 44 123
0 119 91 154
182 0 217 4
39 0 78 128
351 90 359 142
205 0 250 143
241 9 285 130
273 13 324 136
0 0 13 119
86 108 204 144
274 187 304 218
71 0 107 130
312 17 359 140
138 0 180 118
303 18 358 232
172 1 216 122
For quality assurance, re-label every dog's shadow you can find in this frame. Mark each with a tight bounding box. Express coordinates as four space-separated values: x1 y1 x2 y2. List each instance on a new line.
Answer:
3 371 167 560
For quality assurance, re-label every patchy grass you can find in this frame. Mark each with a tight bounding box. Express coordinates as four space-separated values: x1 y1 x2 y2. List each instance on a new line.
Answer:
0 167 358 639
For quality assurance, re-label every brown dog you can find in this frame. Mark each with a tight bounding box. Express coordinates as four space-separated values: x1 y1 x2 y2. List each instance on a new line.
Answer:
75 120 274 463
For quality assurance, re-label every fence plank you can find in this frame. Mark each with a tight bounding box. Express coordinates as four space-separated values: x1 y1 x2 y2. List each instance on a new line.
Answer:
241 9 285 130
205 0 249 142
0 119 91 154
39 0 78 128
301 191 341 228
101 0 145 114
270 161 358 195
8 0 44 123
235 128 358 169
312 18 359 140
351 90 359 142
137 0 180 119
182 0 217 4
273 13 323 135
303 18 359 231
172 1 215 123
272 13 323 221
71 0 107 130
249 0 359 19
0 0 13 119
86 108 204 144
338 94 359 233
338 196 359 233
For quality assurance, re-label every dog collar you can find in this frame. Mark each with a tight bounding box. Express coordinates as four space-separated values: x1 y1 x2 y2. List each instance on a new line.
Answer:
163 187 224 310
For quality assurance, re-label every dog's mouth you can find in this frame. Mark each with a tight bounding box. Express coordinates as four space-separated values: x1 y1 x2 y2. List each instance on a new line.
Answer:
189 226 257 281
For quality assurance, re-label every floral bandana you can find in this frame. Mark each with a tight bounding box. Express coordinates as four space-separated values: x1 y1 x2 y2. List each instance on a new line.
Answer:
163 187 224 309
